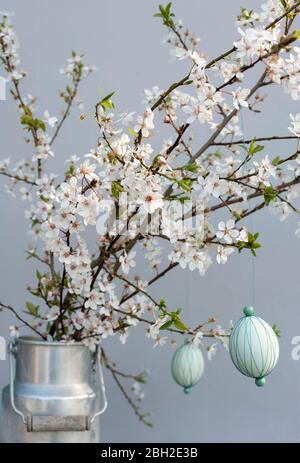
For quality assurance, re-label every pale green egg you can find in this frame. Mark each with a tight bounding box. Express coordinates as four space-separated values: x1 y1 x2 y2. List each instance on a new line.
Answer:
171 342 205 394
229 307 279 387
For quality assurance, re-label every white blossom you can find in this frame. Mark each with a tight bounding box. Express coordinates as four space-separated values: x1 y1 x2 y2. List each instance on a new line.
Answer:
289 113 300 138
134 108 154 138
9 325 19 338
119 250 136 275
216 219 239 244
216 245 234 264
232 87 250 110
44 110 58 128
207 343 217 360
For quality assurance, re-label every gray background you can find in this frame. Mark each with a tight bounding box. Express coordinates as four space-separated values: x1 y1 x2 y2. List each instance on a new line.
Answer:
0 0 300 443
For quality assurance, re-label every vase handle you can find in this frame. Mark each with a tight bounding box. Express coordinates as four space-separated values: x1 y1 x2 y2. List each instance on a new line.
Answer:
90 346 108 424
8 341 27 425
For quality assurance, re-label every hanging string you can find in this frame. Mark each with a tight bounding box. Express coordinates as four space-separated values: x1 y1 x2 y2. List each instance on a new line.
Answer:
185 266 190 325
239 108 256 308
249 209 256 308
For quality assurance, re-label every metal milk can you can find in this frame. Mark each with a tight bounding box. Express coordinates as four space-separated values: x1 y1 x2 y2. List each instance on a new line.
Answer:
0 336 107 443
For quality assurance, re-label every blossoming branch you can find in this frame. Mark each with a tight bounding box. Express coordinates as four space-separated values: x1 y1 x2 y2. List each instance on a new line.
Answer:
1 1 300 424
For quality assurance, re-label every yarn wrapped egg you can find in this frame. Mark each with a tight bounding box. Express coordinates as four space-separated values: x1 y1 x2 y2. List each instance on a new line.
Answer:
171 341 205 394
229 306 279 386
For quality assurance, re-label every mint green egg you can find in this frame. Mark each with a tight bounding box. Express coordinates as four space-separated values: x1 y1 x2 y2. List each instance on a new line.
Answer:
229 313 279 386
171 342 205 392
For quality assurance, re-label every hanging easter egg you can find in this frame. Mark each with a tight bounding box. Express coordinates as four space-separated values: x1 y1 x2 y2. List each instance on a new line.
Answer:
229 306 279 387
171 341 205 394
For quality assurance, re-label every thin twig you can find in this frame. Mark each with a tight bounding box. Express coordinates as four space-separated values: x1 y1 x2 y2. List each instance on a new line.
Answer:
50 78 81 146
0 302 46 339
120 262 178 304
213 135 299 146
0 171 37 186
206 175 300 214
101 348 152 427
106 268 160 307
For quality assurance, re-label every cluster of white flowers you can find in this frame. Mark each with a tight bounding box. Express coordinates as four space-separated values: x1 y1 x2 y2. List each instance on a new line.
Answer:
169 242 212 273
33 135 54 162
234 27 280 63
216 219 247 245
59 53 98 80
134 108 155 138
0 11 23 81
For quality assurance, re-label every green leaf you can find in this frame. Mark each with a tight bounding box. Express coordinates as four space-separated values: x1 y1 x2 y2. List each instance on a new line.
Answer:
181 162 198 173
280 0 288 7
134 373 147 384
233 211 241 220
29 289 40 297
66 85 73 95
177 178 192 192
111 180 124 199
248 139 264 156
127 127 137 137
25 250 36 260
69 164 75 175
153 3 175 27
36 119 46 131
101 100 114 110
97 91 115 113
20 115 46 133
20 115 33 126
173 317 188 332
178 196 190 203
167 193 189 202
25 302 39 318
36 270 42 281
239 6 253 20
238 231 261 256
31 219 40 228
263 185 278 205
272 324 281 337
159 299 167 309
292 29 300 40
272 155 281 166
39 194 49 203
160 319 174 330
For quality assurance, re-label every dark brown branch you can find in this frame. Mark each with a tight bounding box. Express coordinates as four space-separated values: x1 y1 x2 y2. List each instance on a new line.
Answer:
206 46 236 69
213 135 299 146
0 171 37 186
151 72 192 112
0 302 46 339
165 123 189 156
114 305 217 338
